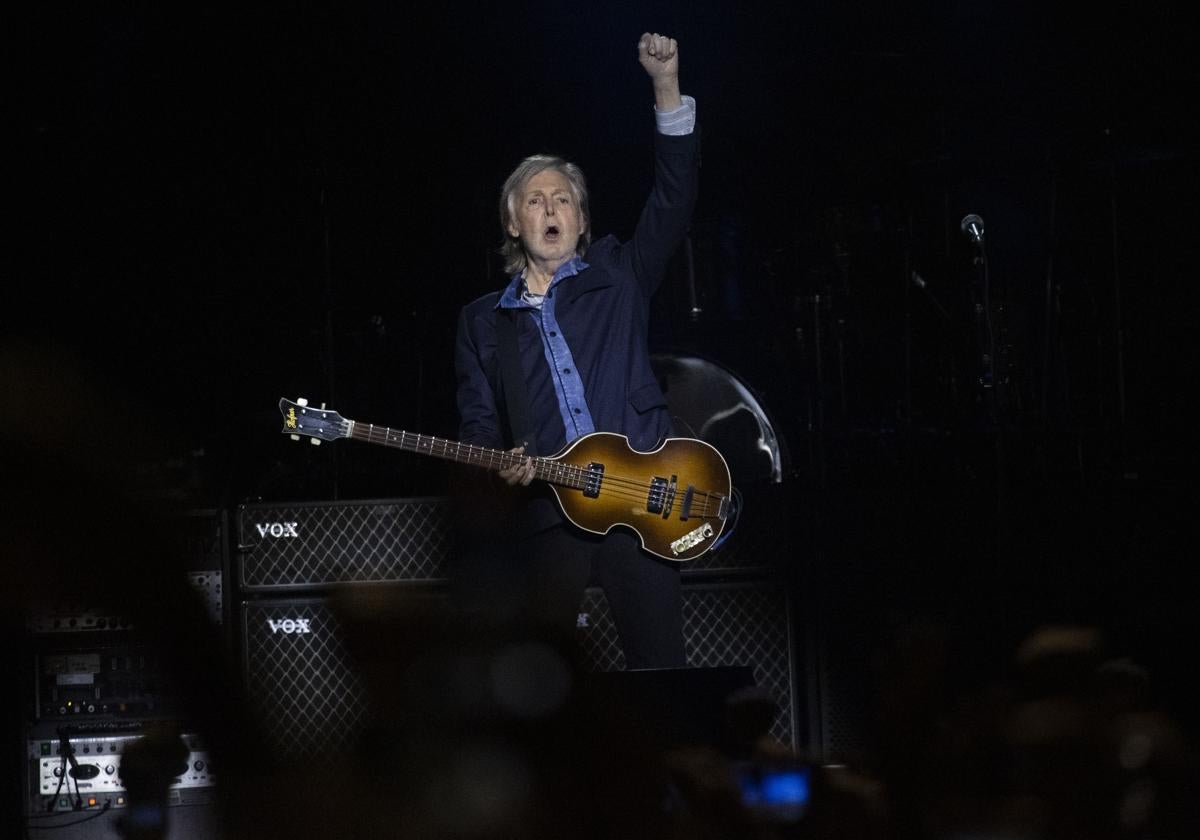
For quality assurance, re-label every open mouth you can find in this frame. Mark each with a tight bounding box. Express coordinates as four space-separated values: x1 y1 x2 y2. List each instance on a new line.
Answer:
544 225 560 240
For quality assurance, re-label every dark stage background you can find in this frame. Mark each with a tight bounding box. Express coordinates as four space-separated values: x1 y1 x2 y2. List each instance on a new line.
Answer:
10 0 1199 750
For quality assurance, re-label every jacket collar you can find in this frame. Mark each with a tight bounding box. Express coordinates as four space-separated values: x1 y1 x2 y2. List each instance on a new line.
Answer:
496 255 590 310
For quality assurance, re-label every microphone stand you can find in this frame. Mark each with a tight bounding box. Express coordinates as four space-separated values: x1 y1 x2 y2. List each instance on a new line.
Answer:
965 231 1000 424
965 227 1011 550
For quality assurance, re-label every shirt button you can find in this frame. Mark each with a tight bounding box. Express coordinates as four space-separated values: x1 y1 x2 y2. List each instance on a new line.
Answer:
573 408 582 414
549 331 557 337
563 368 571 374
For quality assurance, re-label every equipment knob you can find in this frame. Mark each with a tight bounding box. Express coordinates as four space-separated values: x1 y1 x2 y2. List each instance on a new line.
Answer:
105 765 115 775
53 767 63 777
193 760 205 771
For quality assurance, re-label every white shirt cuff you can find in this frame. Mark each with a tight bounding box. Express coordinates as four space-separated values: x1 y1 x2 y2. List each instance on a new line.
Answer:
655 94 696 136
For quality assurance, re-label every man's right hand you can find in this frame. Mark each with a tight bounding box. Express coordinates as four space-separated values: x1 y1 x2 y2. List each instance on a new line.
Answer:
499 446 537 486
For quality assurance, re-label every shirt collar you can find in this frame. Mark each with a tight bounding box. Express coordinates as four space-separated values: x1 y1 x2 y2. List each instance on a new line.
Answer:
496 254 590 309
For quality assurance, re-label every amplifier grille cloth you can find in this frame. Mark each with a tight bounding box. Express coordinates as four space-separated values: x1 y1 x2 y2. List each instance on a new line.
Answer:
239 499 451 589
242 600 369 757
240 492 786 587
579 584 796 749
244 584 795 757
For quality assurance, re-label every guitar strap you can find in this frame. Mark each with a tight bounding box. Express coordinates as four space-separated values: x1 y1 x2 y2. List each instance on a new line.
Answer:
495 309 538 455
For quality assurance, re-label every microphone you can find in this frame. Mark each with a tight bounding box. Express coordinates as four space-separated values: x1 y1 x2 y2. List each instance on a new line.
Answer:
960 214 985 247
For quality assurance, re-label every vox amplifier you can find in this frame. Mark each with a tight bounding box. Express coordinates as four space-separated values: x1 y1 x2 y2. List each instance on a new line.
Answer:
237 498 452 590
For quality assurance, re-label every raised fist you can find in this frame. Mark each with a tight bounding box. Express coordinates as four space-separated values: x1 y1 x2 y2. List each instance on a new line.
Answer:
638 32 679 81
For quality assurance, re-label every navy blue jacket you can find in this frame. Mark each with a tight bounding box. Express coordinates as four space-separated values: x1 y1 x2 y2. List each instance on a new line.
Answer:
455 129 700 466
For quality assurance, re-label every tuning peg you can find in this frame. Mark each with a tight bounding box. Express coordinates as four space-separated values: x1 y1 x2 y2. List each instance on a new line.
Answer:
290 435 301 441
297 398 309 407
319 402 326 410
310 438 321 446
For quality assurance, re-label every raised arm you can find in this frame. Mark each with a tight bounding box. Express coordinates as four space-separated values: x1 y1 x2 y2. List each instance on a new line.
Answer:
639 32 682 112
619 32 699 295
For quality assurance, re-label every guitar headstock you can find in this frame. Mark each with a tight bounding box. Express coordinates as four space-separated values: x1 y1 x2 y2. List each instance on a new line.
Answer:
279 397 350 445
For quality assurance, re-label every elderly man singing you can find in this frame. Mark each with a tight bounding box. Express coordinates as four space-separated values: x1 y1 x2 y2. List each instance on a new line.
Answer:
454 32 699 668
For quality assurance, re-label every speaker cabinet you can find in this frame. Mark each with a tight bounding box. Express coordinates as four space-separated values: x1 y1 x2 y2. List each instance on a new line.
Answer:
241 597 371 757
242 579 797 758
237 498 452 591
578 582 798 750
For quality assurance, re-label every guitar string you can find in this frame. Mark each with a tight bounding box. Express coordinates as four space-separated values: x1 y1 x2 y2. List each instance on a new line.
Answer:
349 424 722 512
343 424 724 517
350 423 722 505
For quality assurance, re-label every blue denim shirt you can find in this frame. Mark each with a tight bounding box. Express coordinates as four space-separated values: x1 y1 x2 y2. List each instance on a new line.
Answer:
496 256 597 444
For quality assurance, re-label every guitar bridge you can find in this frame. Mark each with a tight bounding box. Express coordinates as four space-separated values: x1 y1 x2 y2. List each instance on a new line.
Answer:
680 485 694 521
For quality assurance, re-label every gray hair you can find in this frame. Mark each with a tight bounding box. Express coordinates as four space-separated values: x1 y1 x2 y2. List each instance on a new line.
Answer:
498 155 591 276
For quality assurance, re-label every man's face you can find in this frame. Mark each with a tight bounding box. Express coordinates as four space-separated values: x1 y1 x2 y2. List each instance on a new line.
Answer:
507 168 585 270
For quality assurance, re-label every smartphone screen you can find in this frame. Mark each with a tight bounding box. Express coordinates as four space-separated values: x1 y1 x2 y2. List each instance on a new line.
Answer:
736 763 811 822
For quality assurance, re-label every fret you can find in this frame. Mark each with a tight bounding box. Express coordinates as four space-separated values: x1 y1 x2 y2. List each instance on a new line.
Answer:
338 415 594 489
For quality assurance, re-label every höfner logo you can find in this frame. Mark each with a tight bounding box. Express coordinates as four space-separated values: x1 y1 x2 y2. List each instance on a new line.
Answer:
267 618 312 634
256 522 299 538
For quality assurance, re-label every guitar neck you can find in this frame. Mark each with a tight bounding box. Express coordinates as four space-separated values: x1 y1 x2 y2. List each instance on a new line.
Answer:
348 422 584 489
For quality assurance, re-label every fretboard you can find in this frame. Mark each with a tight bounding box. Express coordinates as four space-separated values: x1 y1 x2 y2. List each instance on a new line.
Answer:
349 422 588 490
